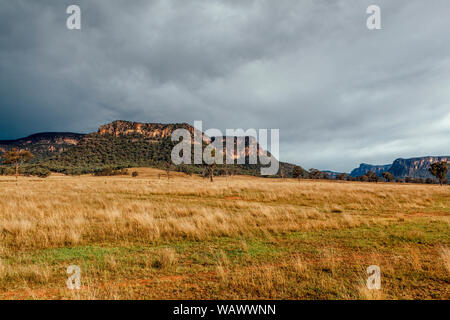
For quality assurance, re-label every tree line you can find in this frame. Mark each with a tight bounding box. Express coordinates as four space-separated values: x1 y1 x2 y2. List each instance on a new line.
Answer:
292 162 448 185
1 144 448 185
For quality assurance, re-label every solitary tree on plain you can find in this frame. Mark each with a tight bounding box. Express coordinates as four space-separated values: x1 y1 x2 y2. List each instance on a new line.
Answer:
429 161 448 186
2 148 34 180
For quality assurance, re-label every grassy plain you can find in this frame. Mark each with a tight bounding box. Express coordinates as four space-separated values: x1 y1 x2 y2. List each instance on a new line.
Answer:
0 168 449 299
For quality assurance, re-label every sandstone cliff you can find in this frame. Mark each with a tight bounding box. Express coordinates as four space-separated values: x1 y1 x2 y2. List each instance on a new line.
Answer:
388 156 450 179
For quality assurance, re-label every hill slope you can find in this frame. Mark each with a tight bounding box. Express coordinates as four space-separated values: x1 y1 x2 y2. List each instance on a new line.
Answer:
0 132 84 161
26 120 291 176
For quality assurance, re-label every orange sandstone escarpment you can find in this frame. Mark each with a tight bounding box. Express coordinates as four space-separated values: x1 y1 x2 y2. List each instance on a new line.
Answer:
98 120 196 139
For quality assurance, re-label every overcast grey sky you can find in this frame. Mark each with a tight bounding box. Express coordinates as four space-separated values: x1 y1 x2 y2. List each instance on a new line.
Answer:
1 0 449 171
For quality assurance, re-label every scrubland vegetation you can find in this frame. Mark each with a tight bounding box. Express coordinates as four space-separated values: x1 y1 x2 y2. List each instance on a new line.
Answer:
0 168 448 299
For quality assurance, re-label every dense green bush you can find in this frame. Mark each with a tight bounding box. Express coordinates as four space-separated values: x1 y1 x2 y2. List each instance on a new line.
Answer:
23 165 51 178
0 166 15 175
8 133 288 178
0 165 51 178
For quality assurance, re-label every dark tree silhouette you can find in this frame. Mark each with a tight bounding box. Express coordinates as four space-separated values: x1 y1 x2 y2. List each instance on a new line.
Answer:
429 161 448 186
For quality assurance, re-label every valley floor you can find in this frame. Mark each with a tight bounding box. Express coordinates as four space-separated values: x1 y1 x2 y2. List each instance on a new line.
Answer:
0 168 449 299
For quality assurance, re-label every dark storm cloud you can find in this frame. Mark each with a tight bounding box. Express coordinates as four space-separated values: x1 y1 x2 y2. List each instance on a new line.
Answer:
0 0 449 171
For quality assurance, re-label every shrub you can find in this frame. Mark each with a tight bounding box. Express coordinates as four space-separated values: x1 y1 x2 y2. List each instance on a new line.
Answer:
382 172 394 182
0 165 51 178
152 248 177 269
336 173 347 180
132 171 138 177
0 166 15 176
177 165 193 176
405 177 414 183
359 175 369 182
365 171 379 183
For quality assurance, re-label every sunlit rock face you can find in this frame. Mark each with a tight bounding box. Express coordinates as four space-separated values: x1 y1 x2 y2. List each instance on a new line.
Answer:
212 136 268 163
0 121 274 166
98 120 198 140
97 121 273 164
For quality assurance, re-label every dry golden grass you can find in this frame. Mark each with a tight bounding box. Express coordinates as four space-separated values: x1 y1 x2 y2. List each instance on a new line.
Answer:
0 168 448 299
1 168 447 249
441 246 450 273
152 248 177 270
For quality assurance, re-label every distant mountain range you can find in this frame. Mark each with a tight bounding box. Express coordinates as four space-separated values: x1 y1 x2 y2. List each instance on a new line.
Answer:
0 120 447 179
388 157 449 179
350 163 392 177
0 132 84 157
349 157 450 180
